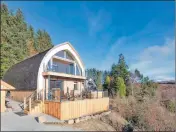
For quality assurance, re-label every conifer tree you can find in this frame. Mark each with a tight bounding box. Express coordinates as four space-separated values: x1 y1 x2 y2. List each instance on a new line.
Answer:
35 29 53 52
1 3 53 78
27 25 38 56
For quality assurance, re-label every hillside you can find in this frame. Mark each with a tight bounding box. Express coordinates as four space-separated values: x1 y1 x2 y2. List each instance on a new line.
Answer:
157 84 176 101
65 83 176 131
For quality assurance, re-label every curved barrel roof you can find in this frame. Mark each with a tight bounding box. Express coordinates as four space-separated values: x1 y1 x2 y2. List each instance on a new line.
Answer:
3 42 85 90
3 49 50 90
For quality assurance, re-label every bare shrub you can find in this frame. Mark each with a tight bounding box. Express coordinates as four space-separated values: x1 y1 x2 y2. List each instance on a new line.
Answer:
100 112 125 131
144 101 176 131
110 93 176 131
113 95 137 118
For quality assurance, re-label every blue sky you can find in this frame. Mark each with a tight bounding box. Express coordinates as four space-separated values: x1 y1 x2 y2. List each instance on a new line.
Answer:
5 1 175 81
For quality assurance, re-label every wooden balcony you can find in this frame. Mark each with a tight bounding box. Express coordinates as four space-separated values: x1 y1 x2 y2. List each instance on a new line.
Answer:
53 55 74 65
42 71 86 80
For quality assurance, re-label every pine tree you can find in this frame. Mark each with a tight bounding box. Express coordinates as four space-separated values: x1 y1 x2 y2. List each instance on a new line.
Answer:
35 29 53 52
1 3 16 78
117 54 129 82
13 8 28 61
1 3 53 78
27 25 38 56
110 54 129 84
96 70 103 90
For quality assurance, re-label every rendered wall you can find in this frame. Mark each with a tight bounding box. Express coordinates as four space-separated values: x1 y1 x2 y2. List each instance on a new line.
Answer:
63 80 84 95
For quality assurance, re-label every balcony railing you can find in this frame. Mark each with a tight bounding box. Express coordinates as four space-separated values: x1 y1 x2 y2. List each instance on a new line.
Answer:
46 64 74 75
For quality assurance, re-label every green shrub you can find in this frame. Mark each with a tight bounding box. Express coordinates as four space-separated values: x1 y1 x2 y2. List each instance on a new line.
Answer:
114 77 126 97
103 76 111 90
165 100 176 113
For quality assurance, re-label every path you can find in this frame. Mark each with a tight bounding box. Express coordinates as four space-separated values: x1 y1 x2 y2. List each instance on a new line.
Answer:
1 98 80 131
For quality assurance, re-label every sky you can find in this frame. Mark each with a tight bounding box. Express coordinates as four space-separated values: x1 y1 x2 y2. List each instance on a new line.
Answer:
5 1 175 81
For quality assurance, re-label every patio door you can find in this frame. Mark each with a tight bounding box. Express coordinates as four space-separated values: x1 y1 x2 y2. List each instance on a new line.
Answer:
56 80 63 91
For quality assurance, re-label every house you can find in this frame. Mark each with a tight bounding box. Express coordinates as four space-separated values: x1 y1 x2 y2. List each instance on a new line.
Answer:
3 42 86 101
3 42 109 120
0 80 15 112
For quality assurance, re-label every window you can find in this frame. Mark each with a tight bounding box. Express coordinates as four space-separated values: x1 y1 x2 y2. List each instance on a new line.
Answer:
54 80 63 90
74 82 78 90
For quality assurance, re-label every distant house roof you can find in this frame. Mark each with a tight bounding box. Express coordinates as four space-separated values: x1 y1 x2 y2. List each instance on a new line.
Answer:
2 49 50 90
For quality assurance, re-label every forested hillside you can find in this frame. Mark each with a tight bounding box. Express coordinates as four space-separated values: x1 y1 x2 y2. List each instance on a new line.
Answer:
1 3 53 78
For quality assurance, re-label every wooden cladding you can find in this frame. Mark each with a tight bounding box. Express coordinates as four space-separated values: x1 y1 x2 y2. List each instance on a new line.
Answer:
44 101 61 119
10 90 35 102
43 98 109 120
60 97 109 120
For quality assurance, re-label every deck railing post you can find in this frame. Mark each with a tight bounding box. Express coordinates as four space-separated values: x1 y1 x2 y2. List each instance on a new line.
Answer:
42 89 44 102
36 90 38 100
90 91 91 99
97 90 98 99
29 98 31 113
60 89 61 102
73 90 75 101
24 97 26 110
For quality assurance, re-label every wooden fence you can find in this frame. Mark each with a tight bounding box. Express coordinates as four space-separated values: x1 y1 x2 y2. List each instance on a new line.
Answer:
44 101 61 119
43 98 109 120
10 90 35 102
60 97 109 120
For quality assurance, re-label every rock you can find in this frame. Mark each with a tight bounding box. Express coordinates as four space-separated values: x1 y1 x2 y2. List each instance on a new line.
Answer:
97 114 101 119
80 117 86 122
92 115 96 119
91 115 95 119
104 111 111 116
37 116 46 123
100 112 106 116
63 120 70 124
85 116 91 120
74 118 80 123
94 115 98 118
122 124 133 132
67 119 74 124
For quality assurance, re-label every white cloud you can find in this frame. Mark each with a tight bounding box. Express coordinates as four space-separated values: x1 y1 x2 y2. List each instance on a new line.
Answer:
83 6 112 37
139 38 174 61
130 38 175 81
98 20 159 71
99 36 127 70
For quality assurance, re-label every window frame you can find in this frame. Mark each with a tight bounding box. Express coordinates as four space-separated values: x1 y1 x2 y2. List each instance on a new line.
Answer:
74 82 78 90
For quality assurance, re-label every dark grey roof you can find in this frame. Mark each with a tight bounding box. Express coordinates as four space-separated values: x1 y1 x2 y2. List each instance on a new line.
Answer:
3 49 51 90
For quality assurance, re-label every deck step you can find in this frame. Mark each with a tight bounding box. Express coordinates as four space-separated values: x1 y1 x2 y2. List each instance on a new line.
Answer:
24 101 43 114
